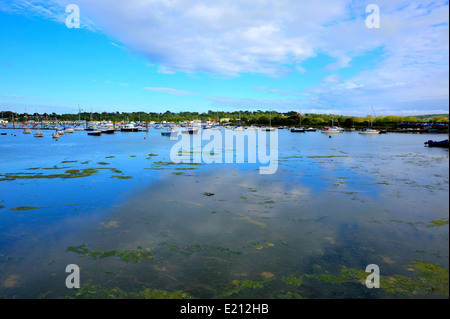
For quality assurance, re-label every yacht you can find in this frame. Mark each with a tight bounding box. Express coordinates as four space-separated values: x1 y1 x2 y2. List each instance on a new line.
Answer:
359 128 380 135
321 126 343 134
120 123 139 132
290 127 306 133
99 122 115 134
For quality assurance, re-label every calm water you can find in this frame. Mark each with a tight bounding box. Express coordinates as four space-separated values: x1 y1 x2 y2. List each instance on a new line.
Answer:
0 128 448 298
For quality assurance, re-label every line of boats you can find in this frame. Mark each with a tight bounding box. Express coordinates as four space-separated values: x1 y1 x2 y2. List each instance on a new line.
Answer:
7 121 448 148
11 123 414 138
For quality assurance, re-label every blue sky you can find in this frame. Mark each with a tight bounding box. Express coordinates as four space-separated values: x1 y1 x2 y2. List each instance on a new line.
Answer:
0 0 448 116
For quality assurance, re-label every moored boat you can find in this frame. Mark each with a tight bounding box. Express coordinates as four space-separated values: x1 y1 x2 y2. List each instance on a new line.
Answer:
33 130 44 137
120 123 139 132
424 139 449 148
359 128 380 135
181 127 199 134
87 130 102 136
161 128 178 136
99 122 115 134
321 126 343 134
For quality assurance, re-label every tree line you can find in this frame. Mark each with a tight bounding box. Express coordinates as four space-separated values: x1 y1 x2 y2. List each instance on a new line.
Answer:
1 110 448 128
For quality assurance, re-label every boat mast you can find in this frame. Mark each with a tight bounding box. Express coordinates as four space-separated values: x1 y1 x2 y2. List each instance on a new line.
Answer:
269 109 272 128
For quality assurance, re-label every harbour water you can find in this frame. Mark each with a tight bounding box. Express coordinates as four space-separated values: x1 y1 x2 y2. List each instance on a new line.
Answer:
0 128 448 298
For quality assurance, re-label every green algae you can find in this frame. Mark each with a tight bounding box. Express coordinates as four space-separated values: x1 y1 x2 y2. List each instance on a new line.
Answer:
381 260 449 296
61 160 78 163
222 279 269 297
203 192 215 196
429 219 449 227
110 175 133 179
167 243 241 257
283 275 304 286
105 156 115 159
67 244 153 263
0 168 99 181
61 259 447 299
97 162 110 165
71 285 191 299
10 206 39 211
296 260 449 297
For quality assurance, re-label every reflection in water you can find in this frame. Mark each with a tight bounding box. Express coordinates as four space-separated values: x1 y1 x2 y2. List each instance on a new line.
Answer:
0 129 448 298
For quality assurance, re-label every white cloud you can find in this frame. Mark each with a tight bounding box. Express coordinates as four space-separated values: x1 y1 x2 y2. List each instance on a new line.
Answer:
1 0 448 114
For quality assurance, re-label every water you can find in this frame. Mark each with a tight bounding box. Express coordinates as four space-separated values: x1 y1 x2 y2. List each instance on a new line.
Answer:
0 128 448 298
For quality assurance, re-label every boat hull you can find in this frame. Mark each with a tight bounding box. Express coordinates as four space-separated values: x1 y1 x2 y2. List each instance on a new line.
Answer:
425 139 449 148
120 128 139 132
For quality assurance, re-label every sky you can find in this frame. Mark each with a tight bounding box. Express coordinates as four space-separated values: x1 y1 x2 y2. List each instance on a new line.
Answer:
0 0 448 116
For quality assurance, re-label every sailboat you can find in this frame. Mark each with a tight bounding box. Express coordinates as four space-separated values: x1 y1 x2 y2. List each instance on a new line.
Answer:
33 113 44 137
290 111 306 132
263 110 276 131
321 110 343 134
359 107 379 135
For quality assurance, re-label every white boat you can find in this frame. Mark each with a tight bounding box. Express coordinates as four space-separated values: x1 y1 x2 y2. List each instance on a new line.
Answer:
154 124 164 129
74 126 85 131
359 128 380 135
52 131 59 138
233 126 244 131
359 107 379 135
23 128 32 134
64 128 74 134
246 126 258 130
321 107 343 134
120 123 139 132
262 110 276 131
321 126 343 134
290 127 306 133
99 122 115 134
181 127 199 134
33 130 44 137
